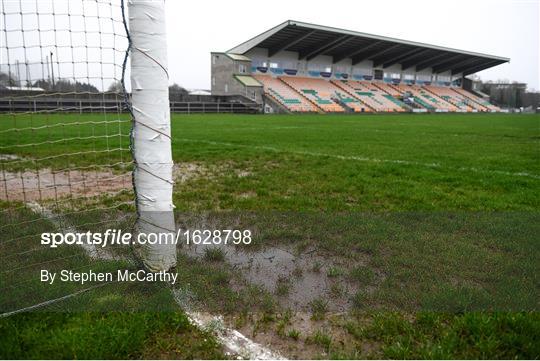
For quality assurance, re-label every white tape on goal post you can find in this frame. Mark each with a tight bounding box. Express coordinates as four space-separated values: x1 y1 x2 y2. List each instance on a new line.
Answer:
129 0 176 272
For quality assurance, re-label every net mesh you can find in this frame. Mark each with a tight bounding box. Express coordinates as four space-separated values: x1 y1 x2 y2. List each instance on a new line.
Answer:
0 0 136 315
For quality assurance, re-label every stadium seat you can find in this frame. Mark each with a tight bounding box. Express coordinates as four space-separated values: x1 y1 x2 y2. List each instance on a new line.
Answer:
423 85 479 112
253 75 318 112
385 84 457 112
280 77 352 112
333 80 407 112
451 87 500 112
372 82 402 98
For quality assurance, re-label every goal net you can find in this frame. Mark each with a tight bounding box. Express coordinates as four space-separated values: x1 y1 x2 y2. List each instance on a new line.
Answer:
0 0 175 316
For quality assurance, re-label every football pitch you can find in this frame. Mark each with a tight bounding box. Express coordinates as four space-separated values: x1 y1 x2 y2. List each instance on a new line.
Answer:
168 113 539 211
1 112 538 210
1 113 539 359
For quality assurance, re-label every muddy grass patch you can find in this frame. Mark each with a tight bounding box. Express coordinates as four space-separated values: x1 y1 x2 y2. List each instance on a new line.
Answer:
228 311 369 359
0 168 132 202
0 161 234 203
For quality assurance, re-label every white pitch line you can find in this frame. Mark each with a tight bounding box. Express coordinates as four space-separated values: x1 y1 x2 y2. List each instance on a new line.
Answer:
177 138 540 180
172 288 285 360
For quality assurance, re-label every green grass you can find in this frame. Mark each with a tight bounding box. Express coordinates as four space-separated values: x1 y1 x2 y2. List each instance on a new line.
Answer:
203 247 226 262
275 275 292 297
307 329 333 352
349 265 375 284
287 328 301 341
166 113 539 211
310 298 329 320
327 266 345 278
0 113 131 172
344 312 540 359
1 112 539 359
0 312 225 359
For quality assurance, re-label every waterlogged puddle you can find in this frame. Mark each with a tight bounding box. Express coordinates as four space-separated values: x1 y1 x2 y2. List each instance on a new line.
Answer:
183 242 357 312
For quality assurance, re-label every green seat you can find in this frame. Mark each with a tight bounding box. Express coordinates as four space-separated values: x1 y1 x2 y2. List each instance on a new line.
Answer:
269 88 301 106
356 92 373 96
414 96 434 110
383 94 406 107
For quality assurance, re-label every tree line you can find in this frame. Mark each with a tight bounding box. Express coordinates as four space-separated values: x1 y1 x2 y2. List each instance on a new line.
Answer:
1 72 190 99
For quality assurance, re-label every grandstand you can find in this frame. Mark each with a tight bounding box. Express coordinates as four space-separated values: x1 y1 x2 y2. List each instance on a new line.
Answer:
211 20 509 113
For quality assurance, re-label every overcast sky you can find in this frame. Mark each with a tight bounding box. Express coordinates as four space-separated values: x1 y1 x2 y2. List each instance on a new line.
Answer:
165 0 539 91
1 0 538 91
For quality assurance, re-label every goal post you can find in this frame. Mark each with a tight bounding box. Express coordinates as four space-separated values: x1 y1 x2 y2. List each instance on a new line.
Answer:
128 0 176 272
0 0 178 316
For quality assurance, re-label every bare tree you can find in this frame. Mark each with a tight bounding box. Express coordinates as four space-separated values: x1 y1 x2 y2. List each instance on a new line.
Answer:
169 83 189 100
0 71 18 87
108 80 123 93
32 79 99 93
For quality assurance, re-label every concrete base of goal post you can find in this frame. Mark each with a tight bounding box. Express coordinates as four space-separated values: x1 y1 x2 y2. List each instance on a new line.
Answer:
129 0 176 272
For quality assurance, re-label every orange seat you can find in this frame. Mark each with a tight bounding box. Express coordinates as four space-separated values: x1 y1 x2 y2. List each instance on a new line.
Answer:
253 75 317 112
